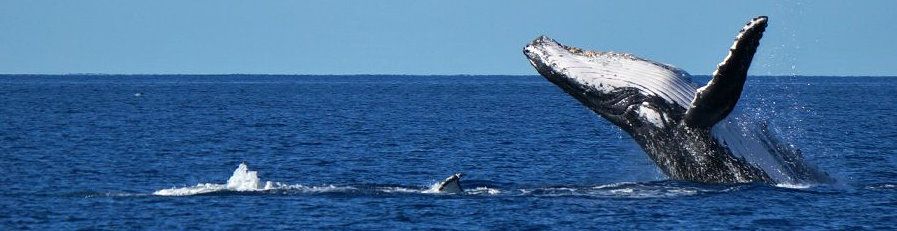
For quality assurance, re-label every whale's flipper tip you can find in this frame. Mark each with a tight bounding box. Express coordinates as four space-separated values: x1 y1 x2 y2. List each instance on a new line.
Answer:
684 16 769 128
433 173 463 194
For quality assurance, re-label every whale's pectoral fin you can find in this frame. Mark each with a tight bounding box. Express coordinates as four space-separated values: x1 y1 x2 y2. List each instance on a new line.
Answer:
684 16 768 128
436 173 463 193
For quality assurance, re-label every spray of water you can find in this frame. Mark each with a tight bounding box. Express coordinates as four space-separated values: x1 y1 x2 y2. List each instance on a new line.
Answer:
153 163 284 196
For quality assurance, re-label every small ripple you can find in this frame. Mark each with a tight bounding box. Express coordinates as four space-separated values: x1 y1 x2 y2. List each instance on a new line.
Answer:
519 181 730 198
296 141 324 146
774 182 815 189
465 187 502 195
865 183 897 190
247 122 287 128
153 183 359 196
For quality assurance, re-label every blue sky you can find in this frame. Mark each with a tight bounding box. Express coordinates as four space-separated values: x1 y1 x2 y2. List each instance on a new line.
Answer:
0 0 894 75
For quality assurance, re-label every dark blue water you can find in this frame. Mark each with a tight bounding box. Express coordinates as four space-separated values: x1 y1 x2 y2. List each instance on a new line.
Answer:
1 75 895 229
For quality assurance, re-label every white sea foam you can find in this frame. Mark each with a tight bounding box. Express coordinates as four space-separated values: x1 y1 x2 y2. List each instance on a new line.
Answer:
592 182 634 189
272 183 358 193
866 184 897 190
775 182 814 189
518 182 712 198
377 187 423 194
600 184 700 198
466 187 502 195
155 163 275 196
153 183 229 196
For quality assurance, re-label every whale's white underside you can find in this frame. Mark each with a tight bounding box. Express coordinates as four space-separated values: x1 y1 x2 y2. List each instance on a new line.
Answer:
524 40 698 108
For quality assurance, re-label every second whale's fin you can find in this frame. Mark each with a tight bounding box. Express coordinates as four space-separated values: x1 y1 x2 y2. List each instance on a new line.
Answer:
434 173 463 193
684 16 768 128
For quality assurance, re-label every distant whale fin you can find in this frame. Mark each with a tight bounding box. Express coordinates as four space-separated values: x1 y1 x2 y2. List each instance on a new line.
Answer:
434 173 463 193
684 16 768 128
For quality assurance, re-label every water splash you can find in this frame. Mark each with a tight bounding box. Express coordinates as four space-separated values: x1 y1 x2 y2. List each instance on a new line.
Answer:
226 162 267 191
154 163 271 196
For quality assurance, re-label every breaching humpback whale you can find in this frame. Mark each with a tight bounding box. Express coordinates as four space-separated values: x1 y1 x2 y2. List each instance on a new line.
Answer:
524 16 829 184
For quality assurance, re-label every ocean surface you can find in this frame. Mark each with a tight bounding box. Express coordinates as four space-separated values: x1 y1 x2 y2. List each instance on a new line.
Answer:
1 75 895 229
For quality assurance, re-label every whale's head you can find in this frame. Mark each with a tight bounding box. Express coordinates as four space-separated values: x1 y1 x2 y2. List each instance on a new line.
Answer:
524 36 697 132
